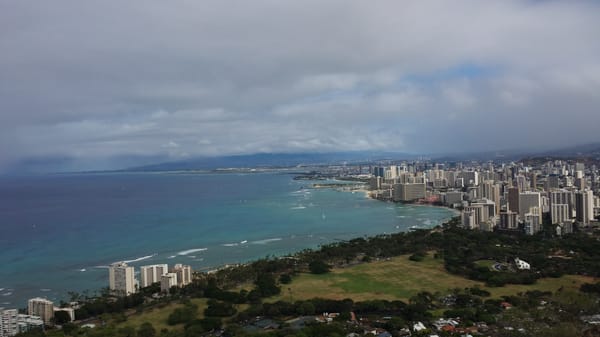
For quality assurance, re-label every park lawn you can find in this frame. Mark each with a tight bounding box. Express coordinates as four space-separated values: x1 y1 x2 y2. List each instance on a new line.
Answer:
474 259 496 269
116 298 208 332
268 254 594 303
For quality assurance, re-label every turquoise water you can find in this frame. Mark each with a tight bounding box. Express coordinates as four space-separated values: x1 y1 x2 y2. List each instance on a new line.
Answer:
0 172 456 307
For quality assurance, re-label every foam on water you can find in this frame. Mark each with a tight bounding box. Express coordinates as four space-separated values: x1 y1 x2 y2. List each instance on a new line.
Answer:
121 254 157 264
177 248 208 256
251 238 283 245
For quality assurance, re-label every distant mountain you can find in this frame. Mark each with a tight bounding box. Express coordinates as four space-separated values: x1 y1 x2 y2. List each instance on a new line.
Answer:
125 151 417 171
534 142 600 158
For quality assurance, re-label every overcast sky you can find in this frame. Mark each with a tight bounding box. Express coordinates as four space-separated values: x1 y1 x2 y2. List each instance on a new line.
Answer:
1 0 600 172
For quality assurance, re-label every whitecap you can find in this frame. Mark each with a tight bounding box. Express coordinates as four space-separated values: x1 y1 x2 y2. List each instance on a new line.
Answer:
222 243 239 247
0 288 4 292
93 265 110 269
120 253 157 264
188 255 196 258
177 248 208 256
251 238 283 245
167 255 176 259
79 268 86 272
2 292 12 296
290 206 306 210
240 240 248 244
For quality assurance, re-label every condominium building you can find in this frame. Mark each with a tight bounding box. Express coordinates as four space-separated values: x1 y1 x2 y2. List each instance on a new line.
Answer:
0 309 44 337
518 191 541 218
1 309 18 337
172 264 192 287
27 298 53 325
160 273 178 293
109 262 137 295
551 203 570 224
575 190 595 224
140 264 168 288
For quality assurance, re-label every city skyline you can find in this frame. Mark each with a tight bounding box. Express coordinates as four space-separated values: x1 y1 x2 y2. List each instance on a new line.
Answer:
1 1 600 173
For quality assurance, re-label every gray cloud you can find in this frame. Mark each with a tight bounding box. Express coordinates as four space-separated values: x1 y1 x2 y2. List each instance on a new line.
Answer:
1 0 600 172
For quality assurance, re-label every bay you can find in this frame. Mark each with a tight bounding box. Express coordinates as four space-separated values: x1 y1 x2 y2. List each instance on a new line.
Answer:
0 172 456 307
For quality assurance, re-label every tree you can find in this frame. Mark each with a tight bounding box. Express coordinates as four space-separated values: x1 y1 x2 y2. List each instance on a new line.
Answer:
279 273 292 284
138 322 156 337
308 260 331 274
54 310 72 325
255 273 281 297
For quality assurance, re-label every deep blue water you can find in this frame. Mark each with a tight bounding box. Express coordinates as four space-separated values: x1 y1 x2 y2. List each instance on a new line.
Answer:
0 172 456 307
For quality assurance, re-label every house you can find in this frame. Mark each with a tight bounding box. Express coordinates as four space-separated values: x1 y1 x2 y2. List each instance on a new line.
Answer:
514 257 530 270
413 321 427 331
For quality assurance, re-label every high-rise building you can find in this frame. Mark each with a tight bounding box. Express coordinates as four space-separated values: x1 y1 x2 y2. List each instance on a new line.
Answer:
392 183 426 202
172 264 192 287
109 262 137 295
575 190 595 224
508 187 520 214
27 298 53 325
160 273 178 293
1 308 18 337
551 204 570 224
140 264 168 288
518 191 541 218
461 210 477 230
1 309 44 337
550 190 574 217
499 210 519 230
524 208 542 235
546 175 560 190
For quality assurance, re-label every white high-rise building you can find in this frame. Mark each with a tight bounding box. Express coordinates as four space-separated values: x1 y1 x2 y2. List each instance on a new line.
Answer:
0 309 44 337
27 298 53 325
160 273 178 293
1 308 18 337
172 264 192 287
109 262 137 295
140 264 168 288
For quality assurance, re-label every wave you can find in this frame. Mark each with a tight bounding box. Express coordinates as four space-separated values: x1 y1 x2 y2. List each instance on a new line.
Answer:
240 240 248 244
177 248 207 256
251 238 283 245
2 292 12 296
290 206 306 210
121 254 157 264
40 288 51 292
79 268 86 272
222 243 239 247
0 288 3 292
93 265 110 269
167 255 176 259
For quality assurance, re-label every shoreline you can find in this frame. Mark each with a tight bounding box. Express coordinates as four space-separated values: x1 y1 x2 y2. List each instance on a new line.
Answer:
3 175 457 308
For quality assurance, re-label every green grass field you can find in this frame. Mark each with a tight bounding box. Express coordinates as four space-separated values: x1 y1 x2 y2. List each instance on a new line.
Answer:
116 298 208 332
112 253 593 331
269 253 593 302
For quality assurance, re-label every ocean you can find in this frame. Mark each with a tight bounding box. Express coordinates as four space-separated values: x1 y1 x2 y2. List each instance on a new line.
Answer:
0 172 456 308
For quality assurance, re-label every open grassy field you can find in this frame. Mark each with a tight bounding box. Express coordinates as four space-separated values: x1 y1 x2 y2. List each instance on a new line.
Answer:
268 253 594 302
116 298 208 332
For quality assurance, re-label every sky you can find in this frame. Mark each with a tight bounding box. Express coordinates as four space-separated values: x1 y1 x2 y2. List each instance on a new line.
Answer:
1 0 600 172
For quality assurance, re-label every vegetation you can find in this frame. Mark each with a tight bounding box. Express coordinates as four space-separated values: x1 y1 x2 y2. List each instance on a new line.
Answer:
18 217 600 336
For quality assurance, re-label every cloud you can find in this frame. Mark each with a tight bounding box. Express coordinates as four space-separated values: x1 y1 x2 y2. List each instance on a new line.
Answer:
1 0 600 172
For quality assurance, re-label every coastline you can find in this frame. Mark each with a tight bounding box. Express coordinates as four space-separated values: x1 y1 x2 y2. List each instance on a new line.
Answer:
1 173 457 308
